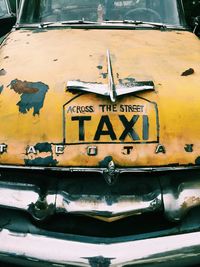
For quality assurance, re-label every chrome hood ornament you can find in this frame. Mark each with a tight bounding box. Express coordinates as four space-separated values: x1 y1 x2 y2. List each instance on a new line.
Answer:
67 50 155 102
102 157 119 185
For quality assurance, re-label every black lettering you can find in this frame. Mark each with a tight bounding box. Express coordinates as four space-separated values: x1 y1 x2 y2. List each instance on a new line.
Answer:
119 115 140 141
132 105 136 112
113 104 117 112
77 106 81 113
107 105 112 112
94 115 117 141
67 106 76 113
99 105 106 112
86 106 94 112
81 106 85 113
123 146 133 155
143 115 149 140
71 116 91 141
120 105 124 112
133 105 139 112
90 106 94 112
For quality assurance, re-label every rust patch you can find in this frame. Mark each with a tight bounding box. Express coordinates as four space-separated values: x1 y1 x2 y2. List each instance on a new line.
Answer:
10 79 39 94
181 196 200 209
181 68 195 76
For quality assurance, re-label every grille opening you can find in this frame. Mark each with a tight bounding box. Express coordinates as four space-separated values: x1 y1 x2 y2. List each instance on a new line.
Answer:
1 206 200 240
35 212 176 238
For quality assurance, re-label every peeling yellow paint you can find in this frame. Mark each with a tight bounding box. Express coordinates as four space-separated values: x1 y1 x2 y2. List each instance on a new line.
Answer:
0 29 200 167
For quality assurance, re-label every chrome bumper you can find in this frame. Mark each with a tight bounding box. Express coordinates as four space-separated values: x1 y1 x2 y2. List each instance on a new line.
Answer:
0 178 200 221
1 228 200 266
1 167 200 266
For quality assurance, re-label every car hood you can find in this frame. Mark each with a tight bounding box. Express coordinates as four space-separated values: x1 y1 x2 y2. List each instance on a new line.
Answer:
0 28 200 168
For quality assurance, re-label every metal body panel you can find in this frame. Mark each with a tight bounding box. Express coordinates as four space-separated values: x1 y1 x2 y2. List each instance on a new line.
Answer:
0 29 200 167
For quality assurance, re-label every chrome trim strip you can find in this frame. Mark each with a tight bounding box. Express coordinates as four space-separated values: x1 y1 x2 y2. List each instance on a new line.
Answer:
0 164 200 172
107 49 116 102
1 229 200 266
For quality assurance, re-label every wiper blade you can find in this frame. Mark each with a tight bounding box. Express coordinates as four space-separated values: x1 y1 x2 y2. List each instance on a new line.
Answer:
15 20 98 29
38 20 97 28
124 20 167 29
103 20 167 29
61 20 97 25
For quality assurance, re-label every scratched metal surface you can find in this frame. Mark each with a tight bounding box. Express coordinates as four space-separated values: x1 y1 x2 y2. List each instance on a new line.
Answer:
0 29 200 167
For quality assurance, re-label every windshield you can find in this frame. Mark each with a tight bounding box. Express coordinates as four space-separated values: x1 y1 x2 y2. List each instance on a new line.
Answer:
0 0 9 18
19 0 183 26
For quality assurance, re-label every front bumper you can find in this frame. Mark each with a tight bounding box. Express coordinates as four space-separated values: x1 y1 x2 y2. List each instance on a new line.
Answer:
1 228 200 267
1 165 200 266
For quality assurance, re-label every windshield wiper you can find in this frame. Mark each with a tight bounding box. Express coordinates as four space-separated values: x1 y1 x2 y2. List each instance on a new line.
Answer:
103 20 167 29
16 20 98 29
38 20 97 28
61 20 98 25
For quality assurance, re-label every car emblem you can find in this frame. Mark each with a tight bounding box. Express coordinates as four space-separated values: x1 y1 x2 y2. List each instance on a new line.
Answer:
103 158 119 185
67 50 155 102
83 256 115 267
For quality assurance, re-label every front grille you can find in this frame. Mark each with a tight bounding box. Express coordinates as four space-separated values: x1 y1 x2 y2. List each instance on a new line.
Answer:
0 166 200 238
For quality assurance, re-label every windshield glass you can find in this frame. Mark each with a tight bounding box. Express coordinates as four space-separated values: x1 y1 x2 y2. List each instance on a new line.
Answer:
19 0 182 26
0 0 9 18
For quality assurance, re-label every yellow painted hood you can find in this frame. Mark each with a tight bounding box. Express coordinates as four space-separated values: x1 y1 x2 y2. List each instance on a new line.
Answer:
0 28 200 167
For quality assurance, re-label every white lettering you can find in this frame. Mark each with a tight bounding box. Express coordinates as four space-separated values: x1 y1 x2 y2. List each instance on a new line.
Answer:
55 145 65 154
27 146 37 154
0 144 7 153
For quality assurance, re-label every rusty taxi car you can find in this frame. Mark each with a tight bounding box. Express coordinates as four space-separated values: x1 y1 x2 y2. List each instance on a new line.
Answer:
0 0 200 266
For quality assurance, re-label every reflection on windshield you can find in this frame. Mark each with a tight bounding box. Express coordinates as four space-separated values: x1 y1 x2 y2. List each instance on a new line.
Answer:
20 0 181 26
0 0 8 18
